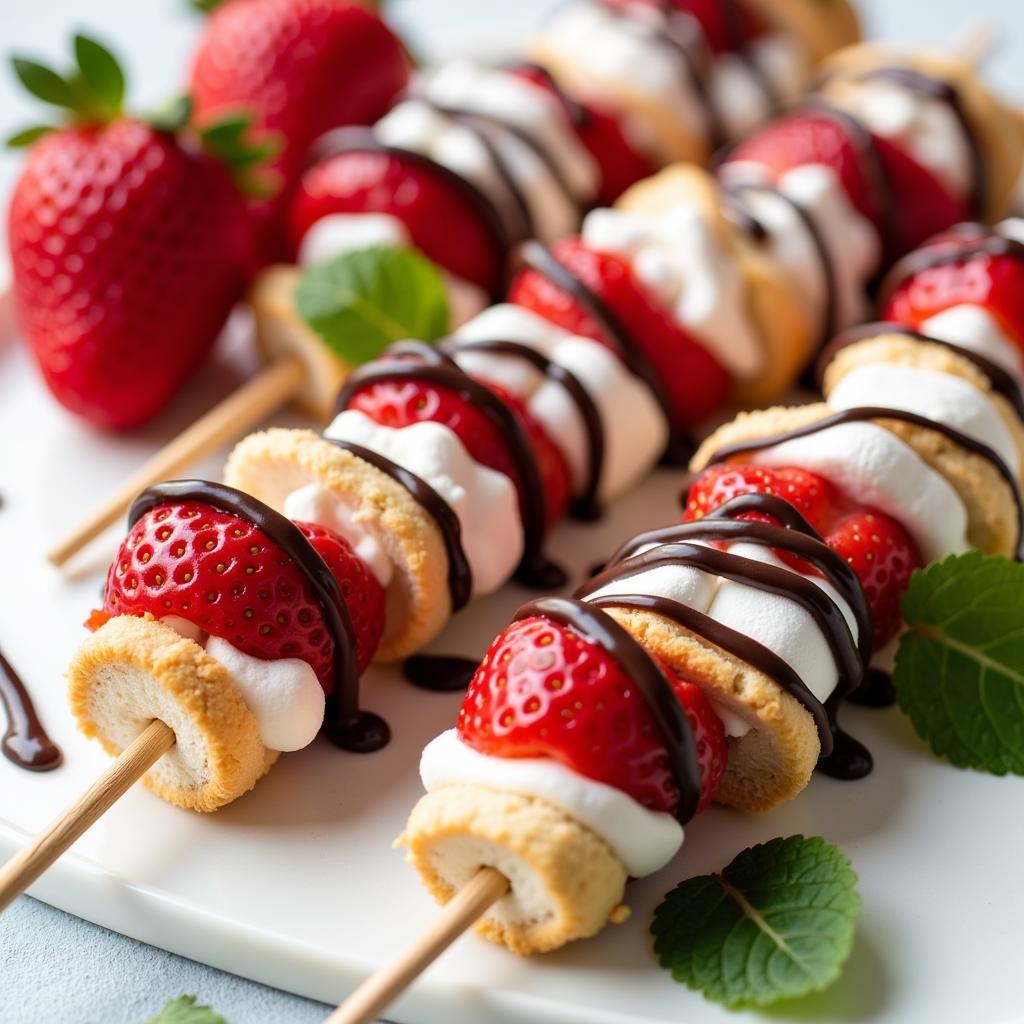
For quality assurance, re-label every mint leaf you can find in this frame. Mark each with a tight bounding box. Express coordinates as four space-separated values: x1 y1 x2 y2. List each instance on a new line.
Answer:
894 551 1024 774
73 35 125 118
652 835 859 1009
295 245 450 364
141 995 227 1024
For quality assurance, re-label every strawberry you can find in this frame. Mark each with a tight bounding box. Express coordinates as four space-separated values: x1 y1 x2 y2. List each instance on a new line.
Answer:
7 36 255 429
458 615 728 816
683 464 836 533
508 63 654 206
507 237 732 428
290 150 504 295
670 0 766 53
824 509 921 648
103 501 337 691
293 520 385 673
346 376 572 527
883 236 1024 353
190 0 408 258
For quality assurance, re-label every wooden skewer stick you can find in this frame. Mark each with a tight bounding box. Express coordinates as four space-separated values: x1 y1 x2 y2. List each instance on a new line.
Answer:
0 719 175 913
46 357 306 569
325 868 510 1024
954 23 999 69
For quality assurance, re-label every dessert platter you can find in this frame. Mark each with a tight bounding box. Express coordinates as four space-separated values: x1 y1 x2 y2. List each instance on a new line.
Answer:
2 2 1024 1022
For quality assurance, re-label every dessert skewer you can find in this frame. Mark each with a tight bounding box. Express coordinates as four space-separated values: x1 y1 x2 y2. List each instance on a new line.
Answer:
43 0 864 568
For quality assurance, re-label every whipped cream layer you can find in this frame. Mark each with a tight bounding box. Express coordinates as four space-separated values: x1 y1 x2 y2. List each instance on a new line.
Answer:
324 409 524 596
582 203 764 379
921 303 1024 387
161 617 325 752
586 539 860 733
452 303 669 500
420 729 683 877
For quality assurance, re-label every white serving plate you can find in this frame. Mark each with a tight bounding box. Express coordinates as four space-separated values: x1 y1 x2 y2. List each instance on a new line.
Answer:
2 310 1023 1024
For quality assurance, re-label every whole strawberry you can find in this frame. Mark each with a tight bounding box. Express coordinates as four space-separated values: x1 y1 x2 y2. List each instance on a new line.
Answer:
7 36 257 429
190 0 409 257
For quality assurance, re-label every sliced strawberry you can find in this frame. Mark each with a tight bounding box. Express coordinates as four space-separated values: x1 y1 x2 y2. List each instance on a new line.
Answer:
884 244 1024 353
683 464 837 533
725 111 885 233
346 377 572 527
824 509 921 649
104 502 337 690
458 614 727 816
289 150 503 293
508 63 654 206
293 521 385 673
508 237 732 428
871 133 970 257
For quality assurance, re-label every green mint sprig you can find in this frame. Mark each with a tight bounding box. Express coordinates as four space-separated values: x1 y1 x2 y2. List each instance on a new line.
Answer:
894 551 1024 775
295 245 450 364
652 835 859 1009
142 994 227 1024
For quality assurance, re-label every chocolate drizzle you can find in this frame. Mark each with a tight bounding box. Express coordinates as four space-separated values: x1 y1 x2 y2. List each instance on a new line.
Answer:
305 127 511 294
322 439 475 610
860 66 986 218
816 320 1024 424
334 339 566 588
579 494 871 765
444 338 607 520
848 667 896 708
701 405 1024 558
403 653 480 693
515 240 686 456
128 482 389 753
514 596 704 823
0 648 62 772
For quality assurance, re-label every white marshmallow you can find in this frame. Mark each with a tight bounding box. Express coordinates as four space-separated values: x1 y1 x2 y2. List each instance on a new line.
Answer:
323 410 524 596
920 304 1024 387
420 729 683 878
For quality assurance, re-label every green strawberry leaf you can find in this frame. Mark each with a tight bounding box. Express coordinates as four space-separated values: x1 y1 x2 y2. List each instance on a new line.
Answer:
652 835 860 1009
5 124 55 148
295 245 450 364
73 34 125 118
148 94 194 135
141 994 227 1024
198 112 281 197
893 551 1024 775
11 57 78 110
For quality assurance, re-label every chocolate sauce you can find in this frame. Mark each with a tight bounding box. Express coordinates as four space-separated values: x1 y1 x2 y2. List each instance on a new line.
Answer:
321 440 474 610
861 66 985 218
0 648 62 772
403 653 480 692
878 228 1024 307
721 0 779 111
305 127 510 293
816 321 1024 424
817 727 873 779
701 405 1024 558
334 340 566 589
514 240 685 456
500 60 592 129
848 667 896 708
445 338 607 520
514 596 703 823
729 182 838 347
128 482 389 753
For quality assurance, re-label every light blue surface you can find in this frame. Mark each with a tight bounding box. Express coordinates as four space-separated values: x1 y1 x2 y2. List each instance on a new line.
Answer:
4 1 1024 1022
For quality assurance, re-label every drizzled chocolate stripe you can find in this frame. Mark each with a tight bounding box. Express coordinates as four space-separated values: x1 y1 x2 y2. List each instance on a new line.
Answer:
445 338 607 520
600 0 725 151
334 340 565 589
815 320 1024 423
728 182 838 346
513 596 703 824
514 241 684 456
860 66 985 218
878 227 1024 306
127 481 388 752
1 647 62 772
721 0 780 110
321 439 474 610
501 60 592 129
305 126 511 288
701 405 1024 557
